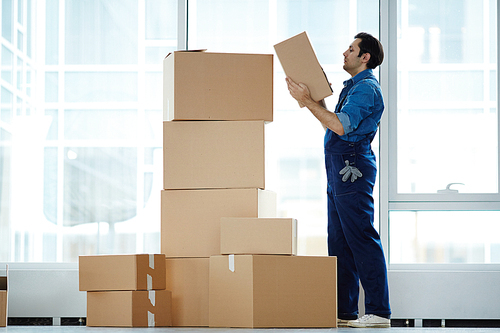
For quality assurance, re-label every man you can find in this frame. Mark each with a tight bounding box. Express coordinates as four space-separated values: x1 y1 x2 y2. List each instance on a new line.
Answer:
286 32 391 328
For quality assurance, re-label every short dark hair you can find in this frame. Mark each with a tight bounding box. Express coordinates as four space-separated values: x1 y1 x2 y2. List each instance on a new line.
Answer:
355 32 384 69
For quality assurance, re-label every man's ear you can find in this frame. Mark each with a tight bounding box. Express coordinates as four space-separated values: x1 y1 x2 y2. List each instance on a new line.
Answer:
361 52 371 64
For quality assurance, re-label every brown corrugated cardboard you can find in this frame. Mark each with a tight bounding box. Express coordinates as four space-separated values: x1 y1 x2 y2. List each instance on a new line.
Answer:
220 217 297 255
274 31 333 103
79 254 166 291
86 290 172 327
0 291 5 327
161 188 276 258
163 121 265 190
163 51 273 122
165 258 209 327
209 255 337 328
0 274 6 327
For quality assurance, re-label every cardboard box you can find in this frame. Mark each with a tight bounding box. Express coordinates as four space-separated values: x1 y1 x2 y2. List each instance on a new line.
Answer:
0 273 6 327
165 258 209 327
220 217 297 255
163 120 265 190
163 51 273 122
86 290 172 327
161 188 276 257
209 255 337 328
274 31 333 103
79 254 166 291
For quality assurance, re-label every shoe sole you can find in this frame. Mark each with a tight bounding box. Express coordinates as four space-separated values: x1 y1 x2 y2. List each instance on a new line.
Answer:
348 323 391 328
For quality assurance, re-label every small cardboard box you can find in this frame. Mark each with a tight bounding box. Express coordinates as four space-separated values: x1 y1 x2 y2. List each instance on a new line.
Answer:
274 31 333 103
161 188 276 258
163 51 273 122
209 255 337 328
79 254 166 291
0 268 7 327
220 217 297 255
163 120 265 190
165 258 209 327
86 290 172 327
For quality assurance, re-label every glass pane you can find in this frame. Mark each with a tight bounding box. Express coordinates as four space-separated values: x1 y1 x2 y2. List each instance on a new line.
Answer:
2 0 13 43
390 211 500 264
145 0 177 40
1 87 13 123
45 0 58 64
64 72 138 102
65 0 138 64
45 109 58 140
27 0 32 58
43 147 58 224
189 0 380 255
397 0 498 194
45 72 58 102
145 46 174 65
64 109 138 140
145 72 162 108
1 46 13 84
62 147 137 226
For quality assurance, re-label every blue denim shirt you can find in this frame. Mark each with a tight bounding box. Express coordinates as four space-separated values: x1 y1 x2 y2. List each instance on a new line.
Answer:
324 69 384 147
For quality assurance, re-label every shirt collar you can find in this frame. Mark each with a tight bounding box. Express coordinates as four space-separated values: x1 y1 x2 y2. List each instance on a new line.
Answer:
343 68 374 87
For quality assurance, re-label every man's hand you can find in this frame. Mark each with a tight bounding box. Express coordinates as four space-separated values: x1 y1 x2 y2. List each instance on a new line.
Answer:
286 77 314 108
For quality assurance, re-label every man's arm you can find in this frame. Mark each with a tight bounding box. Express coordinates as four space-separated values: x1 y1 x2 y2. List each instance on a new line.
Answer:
286 77 345 136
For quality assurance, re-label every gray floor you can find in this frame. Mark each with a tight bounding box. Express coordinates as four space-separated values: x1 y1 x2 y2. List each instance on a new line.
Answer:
3 327 500 332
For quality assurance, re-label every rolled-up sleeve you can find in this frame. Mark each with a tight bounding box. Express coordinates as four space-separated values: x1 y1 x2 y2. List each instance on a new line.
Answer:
337 83 375 135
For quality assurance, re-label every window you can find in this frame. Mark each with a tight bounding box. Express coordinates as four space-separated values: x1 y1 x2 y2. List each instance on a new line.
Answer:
388 0 499 265
0 0 177 262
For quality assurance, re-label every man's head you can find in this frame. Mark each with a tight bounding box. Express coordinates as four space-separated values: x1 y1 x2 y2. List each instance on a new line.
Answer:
354 32 384 69
343 32 384 77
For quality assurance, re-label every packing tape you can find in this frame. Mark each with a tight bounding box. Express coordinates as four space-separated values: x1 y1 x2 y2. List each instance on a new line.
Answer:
229 254 235 272
147 274 153 290
149 254 155 269
148 311 155 327
149 290 156 307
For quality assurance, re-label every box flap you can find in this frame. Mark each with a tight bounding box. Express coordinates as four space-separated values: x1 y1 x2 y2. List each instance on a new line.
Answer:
274 31 333 102
164 49 207 58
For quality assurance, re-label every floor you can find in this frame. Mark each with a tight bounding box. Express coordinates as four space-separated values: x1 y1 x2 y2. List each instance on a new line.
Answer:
2 327 500 333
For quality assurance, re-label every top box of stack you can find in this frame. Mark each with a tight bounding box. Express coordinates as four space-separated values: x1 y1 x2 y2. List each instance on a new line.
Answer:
163 51 273 122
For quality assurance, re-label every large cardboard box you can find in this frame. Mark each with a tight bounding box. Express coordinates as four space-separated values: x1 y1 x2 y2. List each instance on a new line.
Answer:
161 188 276 258
220 217 297 255
165 258 209 327
79 254 166 291
209 255 337 328
163 120 265 190
86 290 172 327
0 274 6 327
163 51 273 122
274 31 333 103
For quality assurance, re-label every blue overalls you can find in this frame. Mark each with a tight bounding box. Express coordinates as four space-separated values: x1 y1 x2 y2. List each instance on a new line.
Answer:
325 70 391 320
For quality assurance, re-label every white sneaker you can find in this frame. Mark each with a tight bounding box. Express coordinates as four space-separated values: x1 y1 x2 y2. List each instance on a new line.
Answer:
348 314 390 328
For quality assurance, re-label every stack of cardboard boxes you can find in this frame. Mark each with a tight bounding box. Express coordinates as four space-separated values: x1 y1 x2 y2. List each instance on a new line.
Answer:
79 254 172 327
161 50 276 326
78 43 338 328
162 50 337 328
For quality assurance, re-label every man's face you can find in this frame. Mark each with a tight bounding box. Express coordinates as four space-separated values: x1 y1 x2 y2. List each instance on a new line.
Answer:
343 38 366 76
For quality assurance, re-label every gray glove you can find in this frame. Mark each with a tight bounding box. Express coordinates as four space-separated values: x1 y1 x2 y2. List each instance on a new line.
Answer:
339 160 363 183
